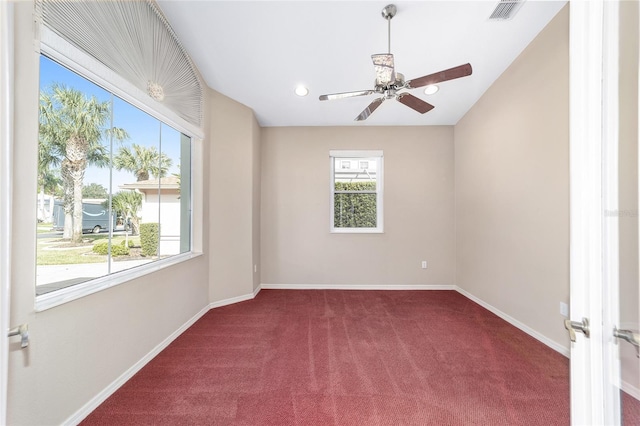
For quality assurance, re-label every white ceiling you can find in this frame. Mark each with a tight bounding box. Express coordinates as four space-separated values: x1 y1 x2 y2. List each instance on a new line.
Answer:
157 1 566 127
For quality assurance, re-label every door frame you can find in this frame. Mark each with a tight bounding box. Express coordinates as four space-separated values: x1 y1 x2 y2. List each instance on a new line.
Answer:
569 0 621 424
0 1 14 424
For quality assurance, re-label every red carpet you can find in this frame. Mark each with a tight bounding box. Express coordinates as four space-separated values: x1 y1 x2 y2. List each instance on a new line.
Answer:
81 290 637 425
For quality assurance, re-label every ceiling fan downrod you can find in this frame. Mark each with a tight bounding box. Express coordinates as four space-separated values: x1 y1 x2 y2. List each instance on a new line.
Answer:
381 4 397 54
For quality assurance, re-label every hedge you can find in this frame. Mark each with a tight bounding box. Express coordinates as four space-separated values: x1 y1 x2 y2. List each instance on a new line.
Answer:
334 181 377 228
92 240 130 256
139 223 159 257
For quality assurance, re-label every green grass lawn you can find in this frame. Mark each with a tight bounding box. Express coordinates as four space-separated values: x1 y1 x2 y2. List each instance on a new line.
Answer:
37 234 140 265
37 222 54 234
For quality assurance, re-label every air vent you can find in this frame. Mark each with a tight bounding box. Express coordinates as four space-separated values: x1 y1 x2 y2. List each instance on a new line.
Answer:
489 0 525 21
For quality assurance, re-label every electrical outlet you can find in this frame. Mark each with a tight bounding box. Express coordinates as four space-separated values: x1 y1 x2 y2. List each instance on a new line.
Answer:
560 302 569 317
421 261 427 269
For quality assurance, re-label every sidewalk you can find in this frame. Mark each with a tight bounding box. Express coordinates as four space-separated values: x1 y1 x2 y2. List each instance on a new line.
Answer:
36 259 154 295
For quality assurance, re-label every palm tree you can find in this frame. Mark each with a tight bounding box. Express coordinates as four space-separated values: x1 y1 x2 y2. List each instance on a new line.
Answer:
37 137 62 222
114 143 172 182
39 84 128 242
109 191 142 240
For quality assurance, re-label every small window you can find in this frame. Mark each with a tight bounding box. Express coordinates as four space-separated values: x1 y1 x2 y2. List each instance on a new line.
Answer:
330 150 383 233
341 160 351 169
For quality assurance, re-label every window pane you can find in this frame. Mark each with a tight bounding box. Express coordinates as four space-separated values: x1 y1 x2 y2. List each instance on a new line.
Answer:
36 55 192 297
334 157 377 190
334 193 377 228
37 56 113 294
110 97 161 270
157 123 183 256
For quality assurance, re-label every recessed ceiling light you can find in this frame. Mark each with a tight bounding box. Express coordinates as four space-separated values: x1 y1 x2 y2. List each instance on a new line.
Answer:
424 85 439 95
294 85 309 97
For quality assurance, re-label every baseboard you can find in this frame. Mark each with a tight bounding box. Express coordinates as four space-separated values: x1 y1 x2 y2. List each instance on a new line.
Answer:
64 304 211 426
454 286 570 358
261 283 456 291
208 285 261 309
623 380 640 401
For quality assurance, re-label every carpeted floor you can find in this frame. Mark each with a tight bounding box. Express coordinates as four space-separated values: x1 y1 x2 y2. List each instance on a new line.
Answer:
82 290 638 425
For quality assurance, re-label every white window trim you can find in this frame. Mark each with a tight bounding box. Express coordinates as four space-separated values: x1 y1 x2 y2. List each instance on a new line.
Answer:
35 252 203 312
330 150 384 234
34 30 203 311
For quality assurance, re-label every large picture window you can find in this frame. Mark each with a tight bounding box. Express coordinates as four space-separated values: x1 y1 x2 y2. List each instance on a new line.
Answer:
330 150 383 233
36 56 192 297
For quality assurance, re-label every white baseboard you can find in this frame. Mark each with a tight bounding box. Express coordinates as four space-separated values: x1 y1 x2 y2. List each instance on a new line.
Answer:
454 286 570 357
64 304 211 426
623 380 640 401
208 285 261 309
261 283 455 291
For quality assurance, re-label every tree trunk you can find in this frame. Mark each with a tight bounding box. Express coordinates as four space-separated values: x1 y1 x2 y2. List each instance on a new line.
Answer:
72 172 84 243
136 170 149 182
130 216 140 236
61 160 74 239
65 135 88 243
38 186 45 222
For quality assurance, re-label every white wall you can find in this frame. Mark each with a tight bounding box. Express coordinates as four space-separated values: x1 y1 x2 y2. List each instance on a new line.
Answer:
260 126 455 287
454 5 570 349
140 190 182 255
7 4 210 424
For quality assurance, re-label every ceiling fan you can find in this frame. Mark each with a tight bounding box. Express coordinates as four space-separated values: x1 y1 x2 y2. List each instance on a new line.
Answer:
319 4 473 121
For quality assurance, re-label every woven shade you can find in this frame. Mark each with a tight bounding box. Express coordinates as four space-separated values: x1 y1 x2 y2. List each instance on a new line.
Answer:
36 0 203 131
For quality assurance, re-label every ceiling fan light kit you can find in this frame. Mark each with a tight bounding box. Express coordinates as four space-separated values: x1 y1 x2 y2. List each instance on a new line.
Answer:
424 85 439 95
319 4 473 121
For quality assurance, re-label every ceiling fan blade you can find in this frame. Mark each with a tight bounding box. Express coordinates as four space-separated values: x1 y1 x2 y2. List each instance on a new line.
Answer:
319 90 375 101
355 98 384 121
397 93 435 114
406 63 473 89
371 53 396 86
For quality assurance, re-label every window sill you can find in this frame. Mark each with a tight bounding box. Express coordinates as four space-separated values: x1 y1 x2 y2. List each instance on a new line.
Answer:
330 228 384 234
35 251 203 312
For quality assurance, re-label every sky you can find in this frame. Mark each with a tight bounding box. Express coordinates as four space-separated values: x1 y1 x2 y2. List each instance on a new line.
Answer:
39 55 183 194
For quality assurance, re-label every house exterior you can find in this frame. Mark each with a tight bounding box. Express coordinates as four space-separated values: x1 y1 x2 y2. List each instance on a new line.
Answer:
120 176 182 255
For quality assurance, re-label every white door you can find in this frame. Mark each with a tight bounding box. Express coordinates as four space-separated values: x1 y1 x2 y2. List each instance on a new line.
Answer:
0 2 14 424
568 1 640 424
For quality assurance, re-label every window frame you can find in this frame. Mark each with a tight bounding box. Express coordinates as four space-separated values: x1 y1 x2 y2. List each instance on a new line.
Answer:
34 32 202 312
330 150 384 234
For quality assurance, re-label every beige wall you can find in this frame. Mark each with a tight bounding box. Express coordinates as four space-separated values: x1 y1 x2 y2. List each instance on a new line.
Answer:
618 0 640 394
454 5 570 349
252 116 262 291
7 3 210 424
208 89 261 302
261 126 455 286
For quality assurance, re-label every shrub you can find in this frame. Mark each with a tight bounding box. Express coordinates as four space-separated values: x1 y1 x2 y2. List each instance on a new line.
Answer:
139 223 159 257
92 240 130 256
334 181 377 228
